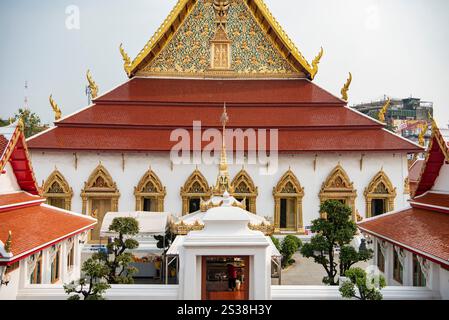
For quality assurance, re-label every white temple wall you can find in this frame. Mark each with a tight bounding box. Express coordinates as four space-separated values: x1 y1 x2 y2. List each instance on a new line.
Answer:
439 267 449 299
0 266 20 300
0 162 20 193
432 163 449 193
29 150 409 226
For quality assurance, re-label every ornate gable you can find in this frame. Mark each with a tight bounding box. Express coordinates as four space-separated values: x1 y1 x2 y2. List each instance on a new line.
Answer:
122 0 323 79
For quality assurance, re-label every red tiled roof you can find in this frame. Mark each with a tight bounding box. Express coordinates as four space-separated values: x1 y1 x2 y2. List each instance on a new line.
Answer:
96 78 343 105
358 207 449 265
0 134 8 159
27 78 422 153
411 192 449 210
0 192 44 208
0 204 95 262
27 127 421 153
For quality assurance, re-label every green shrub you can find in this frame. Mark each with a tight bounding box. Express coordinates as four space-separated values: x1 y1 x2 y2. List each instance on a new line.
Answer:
280 235 302 268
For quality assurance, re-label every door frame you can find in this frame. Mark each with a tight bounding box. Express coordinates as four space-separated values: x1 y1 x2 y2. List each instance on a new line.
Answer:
201 256 250 301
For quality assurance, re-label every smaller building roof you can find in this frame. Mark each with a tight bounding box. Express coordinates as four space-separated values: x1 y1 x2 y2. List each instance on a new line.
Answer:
0 192 44 208
100 211 172 236
358 207 449 267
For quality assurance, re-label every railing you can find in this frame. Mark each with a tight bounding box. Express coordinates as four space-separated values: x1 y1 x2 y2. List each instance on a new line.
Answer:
271 285 439 300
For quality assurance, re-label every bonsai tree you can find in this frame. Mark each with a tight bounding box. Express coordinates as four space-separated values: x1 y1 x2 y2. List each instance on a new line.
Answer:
280 235 302 268
339 245 373 277
300 200 372 285
101 217 140 284
64 254 111 300
339 267 386 300
154 229 174 254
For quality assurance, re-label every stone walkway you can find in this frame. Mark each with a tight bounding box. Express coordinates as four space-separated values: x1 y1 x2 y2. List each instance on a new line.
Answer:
272 252 372 285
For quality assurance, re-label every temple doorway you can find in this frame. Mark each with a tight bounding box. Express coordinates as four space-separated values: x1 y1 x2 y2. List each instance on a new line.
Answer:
202 256 249 300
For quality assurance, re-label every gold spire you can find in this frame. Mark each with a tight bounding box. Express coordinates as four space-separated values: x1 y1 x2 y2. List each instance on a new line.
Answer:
86 70 99 99
49 95 62 121
213 103 234 195
340 72 352 101
119 43 132 76
378 97 391 123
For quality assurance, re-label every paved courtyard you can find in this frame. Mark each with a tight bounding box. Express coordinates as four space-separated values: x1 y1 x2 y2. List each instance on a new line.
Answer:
272 252 372 285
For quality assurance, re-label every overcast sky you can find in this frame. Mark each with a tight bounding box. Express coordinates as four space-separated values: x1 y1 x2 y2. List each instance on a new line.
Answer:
0 0 448 126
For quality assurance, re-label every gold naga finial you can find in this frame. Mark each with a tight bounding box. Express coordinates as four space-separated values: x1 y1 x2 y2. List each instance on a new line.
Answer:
428 111 438 131
119 43 132 77
4 231 12 253
49 95 62 121
213 102 234 195
340 72 352 101
310 47 324 80
8 117 14 125
17 117 25 132
418 123 427 147
86 70 99 99
378 97 391 123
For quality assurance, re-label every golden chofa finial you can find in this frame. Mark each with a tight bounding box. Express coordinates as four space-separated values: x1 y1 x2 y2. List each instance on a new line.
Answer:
119 43 132 77
49 95 62 121
86 70 99 99
340 72 352 101
418 123 427 147
378 97 391 123
310 47 324 80
17 118 25 132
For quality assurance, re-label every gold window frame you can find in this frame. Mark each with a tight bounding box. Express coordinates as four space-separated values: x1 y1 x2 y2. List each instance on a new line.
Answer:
42 169 73 211
273 169 305 234
134 169 166 212
319 164 357 221
364 170 396 218
231 169 258 213
180 169 212 215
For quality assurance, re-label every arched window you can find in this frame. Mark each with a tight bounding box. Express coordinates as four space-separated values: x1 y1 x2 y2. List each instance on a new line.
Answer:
180 169 211 215
42 170 73 210
273 170 304 234
81 163 120 242
319 164 357 220
231 169 258 213
364 170 396 217
134 169 166 212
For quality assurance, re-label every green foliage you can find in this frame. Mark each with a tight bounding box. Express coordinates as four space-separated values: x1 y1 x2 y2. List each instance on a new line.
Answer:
300 200 362 285
339 245 373 276
339 267 386 300
104 217 140 284
270 236 281 252
13 108 47 138
280 235 302 268
154 229 174 254
64 254 111 300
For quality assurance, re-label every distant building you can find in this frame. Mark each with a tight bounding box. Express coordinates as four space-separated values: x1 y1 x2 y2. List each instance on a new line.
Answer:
352 96 434 146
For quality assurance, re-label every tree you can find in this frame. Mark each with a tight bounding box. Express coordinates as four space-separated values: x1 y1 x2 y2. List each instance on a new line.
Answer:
300 200 372 285
154 229 174 254
13 108 47 138
280 235 302 268
100 217 140 284
339 245 373 277
64 254 111 300
339 267 386 300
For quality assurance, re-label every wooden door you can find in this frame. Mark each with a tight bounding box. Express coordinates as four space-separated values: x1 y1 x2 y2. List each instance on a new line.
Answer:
90 198 112 242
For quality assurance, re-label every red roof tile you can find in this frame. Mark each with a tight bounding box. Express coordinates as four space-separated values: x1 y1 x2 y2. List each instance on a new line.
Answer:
28 127 421 152
97 78 343 105
0 204 95 261
0 192 44 207
408 159 425 182
358 208 449 265
0 134 8 159
411 192 449 210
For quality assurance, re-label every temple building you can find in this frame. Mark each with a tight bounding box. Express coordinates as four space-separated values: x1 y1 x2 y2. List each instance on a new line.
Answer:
27 0 422 246
358 120 449 299
0 121 96 300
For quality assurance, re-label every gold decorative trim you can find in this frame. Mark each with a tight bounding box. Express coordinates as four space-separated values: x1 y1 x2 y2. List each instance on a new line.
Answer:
49 95 62 121
340 72 352 101
126 0 321 79
319 164 357 221
364 170 396 218
119 43 132 76
231 169 258 213
134 169 166 212
404 177 410 195
42 169 73 211
180 169 212 215
273 169 305 234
